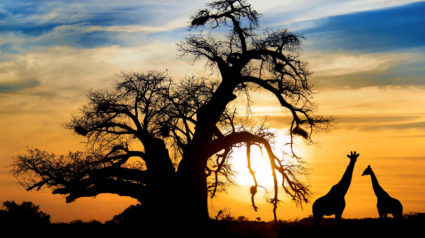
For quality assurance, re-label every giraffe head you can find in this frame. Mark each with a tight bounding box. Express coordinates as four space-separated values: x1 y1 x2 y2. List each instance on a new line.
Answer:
346 151 359 162
362 165 373 176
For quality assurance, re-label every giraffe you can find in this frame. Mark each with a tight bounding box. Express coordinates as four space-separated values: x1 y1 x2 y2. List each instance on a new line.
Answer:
362 165 403 219
312 151 359 225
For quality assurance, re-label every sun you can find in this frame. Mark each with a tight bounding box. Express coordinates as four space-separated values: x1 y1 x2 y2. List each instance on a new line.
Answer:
231 145 276 186
230 133 302 187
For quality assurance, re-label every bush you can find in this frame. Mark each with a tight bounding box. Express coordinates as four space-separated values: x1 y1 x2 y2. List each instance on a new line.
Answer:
106 204 144 225
0 201 50 225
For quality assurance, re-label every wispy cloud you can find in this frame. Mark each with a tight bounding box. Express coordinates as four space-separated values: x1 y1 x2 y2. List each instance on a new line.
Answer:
361 120 425 131
0 42 211 114
0 0 206 53
0 78 39 93
2 0 424 54
257 0 423 30
307 51 416 77
246 113 425 132
304 50 425 88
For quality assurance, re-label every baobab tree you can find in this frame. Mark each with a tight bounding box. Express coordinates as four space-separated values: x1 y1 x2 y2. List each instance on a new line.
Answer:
12 0 330 224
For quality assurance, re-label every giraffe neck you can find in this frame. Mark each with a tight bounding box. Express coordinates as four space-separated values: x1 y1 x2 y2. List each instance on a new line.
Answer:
334 159 356 196
369 170 389 199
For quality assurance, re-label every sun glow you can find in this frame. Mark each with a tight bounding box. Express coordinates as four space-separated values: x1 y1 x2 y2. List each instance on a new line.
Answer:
231 132 303 187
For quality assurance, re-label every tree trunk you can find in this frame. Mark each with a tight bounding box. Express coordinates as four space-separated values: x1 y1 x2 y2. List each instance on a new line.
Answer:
176 146 210 224
142 137 177 223
169 73 238 225
138 137 210 228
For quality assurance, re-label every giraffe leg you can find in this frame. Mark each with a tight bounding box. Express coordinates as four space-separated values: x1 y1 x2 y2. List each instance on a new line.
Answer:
378 207 385 219
335 212 342 226
314 213 322 227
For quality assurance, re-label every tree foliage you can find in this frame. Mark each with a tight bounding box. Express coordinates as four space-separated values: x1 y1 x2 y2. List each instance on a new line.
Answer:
12 0 331 222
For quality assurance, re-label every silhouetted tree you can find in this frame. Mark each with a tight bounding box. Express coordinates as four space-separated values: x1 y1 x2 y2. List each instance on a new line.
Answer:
0 201 50 225
12 0 330 224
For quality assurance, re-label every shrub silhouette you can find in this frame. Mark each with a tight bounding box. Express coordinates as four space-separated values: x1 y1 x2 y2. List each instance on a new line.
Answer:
0 201 50 225
106 204 145 225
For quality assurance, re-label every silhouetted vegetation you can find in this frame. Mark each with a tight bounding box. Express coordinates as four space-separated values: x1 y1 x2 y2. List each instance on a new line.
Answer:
0 199 422 236
106 204 144 225
0 200 50 225
11 0 331 225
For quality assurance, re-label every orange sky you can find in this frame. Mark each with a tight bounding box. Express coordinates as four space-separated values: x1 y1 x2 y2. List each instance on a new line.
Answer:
1 0 425 222
1 84 424 222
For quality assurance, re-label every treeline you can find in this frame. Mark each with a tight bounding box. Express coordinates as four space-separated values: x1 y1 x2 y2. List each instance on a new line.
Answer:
0 200 252 226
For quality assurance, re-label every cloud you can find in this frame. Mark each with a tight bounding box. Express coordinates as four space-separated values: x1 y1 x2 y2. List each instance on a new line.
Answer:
334 115 420 124
245 113 425 132
0 42 214 115
332 113 425 132
301 1 425 52
0 0 202 28
0 0 208 53
361 121 425 131
315 86 425 114
236 85 425 134
307 51 413 77
56 17 189 34
304 50 425 88
0 78 39 93
256 0 423 31
2 0 424 55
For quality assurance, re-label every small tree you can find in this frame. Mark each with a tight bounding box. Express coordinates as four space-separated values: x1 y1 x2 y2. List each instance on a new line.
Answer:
0 201 50 225
12 0 330 224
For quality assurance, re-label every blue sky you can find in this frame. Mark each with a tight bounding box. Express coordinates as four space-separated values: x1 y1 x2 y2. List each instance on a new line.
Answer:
0 0 424 96
1 0 424 53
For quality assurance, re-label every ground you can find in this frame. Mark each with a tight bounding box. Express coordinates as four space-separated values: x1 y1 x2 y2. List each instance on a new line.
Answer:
3 214 423 237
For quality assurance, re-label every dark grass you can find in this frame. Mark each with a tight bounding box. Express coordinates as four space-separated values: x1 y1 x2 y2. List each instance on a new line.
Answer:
210 216 424 237
2 215 424 237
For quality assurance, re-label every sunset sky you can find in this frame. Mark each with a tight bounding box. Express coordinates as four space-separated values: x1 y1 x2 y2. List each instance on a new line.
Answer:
1 0 424 222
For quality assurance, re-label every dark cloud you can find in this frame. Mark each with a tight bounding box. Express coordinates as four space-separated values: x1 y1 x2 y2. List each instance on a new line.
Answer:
334 115 420 123
244 114 425 132
0 79 40 93
369 121 425 130
311 65 425 89
312 75 425 89
302 2 425 52
335 114 425 131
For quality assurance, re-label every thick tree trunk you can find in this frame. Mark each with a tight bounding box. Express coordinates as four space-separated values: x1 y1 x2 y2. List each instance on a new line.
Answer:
170 73 238 225
176 146 210 223
142 137 176 223
138 136 210 228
